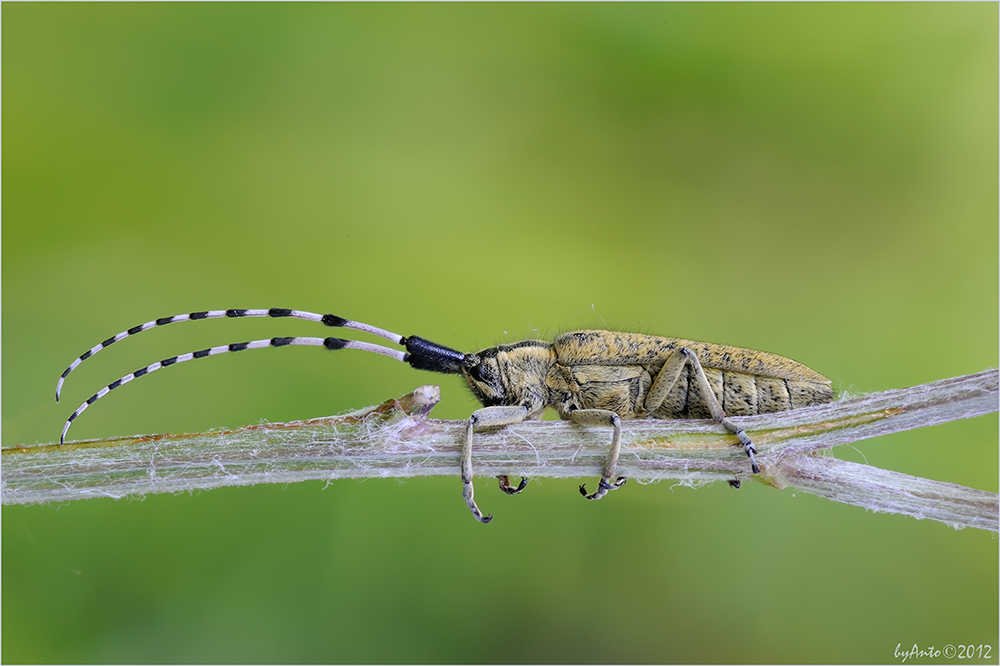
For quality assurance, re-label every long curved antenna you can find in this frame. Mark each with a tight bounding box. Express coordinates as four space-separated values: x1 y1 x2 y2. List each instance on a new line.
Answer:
60 336 406 444
55 308 402 401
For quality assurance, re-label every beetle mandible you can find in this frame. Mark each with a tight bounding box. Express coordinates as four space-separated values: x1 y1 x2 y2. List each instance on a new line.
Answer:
56 308 834 522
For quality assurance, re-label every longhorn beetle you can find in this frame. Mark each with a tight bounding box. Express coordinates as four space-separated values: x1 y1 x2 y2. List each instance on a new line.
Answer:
56 308 834 523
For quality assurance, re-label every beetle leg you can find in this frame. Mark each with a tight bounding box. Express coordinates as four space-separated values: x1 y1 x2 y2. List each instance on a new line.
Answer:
570 408 626 500
497 475 528 495
463 406 529 523
645 348 760 474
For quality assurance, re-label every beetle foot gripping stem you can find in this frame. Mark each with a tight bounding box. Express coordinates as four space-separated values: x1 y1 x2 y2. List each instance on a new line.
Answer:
579 477 627 501
737 430 760 474
497 475 528 495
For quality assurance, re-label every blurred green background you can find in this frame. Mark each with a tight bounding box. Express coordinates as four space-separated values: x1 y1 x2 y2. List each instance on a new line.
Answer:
3 3 997 664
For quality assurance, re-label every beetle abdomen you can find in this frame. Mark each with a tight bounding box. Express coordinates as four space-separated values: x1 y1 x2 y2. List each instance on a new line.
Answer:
651 366 833 419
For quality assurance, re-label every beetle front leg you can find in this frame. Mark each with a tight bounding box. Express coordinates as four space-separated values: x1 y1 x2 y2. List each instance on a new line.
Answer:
644 348 760 474
463 405 529 523
570 408 626 500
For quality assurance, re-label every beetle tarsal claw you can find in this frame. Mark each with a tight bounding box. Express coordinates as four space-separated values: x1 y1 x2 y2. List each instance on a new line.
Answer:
744 442 760 474
468 501 493 524
579 476 627 501
497 475 528 495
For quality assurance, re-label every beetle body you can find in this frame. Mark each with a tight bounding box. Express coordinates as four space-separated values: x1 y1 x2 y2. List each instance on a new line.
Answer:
455 330 832 521
462 331 833 422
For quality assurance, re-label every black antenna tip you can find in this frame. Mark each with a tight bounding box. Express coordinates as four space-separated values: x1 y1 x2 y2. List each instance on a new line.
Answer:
403 336 466 374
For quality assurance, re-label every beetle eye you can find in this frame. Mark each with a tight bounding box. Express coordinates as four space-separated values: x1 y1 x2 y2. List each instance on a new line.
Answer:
470 363 486 382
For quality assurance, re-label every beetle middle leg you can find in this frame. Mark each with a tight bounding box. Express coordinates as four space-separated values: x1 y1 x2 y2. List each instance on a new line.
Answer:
463 405 529 523
572 408 626 500
644 347 760 473
497 475 528 495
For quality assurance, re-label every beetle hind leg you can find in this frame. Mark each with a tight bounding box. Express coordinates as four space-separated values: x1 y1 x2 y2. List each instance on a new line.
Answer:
645 347 760 474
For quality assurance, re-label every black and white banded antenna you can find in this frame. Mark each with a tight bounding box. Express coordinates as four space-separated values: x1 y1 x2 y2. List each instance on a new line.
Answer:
56 308 473 445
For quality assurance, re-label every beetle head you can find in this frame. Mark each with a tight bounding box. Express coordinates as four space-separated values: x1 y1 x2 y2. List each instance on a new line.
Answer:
461 341 555 416
461 353 509 407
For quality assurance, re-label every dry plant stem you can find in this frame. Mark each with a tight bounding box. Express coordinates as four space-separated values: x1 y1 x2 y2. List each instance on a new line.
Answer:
3 371 997 532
